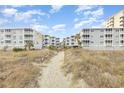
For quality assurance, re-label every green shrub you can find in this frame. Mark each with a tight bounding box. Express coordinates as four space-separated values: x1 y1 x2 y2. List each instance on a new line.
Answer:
48 45 57 50
13 48 25 52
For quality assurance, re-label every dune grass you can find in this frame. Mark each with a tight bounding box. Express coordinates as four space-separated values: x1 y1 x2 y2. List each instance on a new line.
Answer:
0 49 55 88
62 48 124 88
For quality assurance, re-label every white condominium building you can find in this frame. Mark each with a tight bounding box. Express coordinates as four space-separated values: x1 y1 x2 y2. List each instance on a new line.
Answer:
42 35 60 48
80 28 124 49
63 35 78 47
105 10 124 28
0 28 42 50
42 35 50 47
50 36 60 47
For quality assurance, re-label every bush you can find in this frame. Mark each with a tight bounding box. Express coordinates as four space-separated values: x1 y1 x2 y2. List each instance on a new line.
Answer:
62 49 124 88
48 45 57 50
13 48 25 52
30 48 35 50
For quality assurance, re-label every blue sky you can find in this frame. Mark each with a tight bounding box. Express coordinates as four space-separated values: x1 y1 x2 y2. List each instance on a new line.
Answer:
0 5 124 39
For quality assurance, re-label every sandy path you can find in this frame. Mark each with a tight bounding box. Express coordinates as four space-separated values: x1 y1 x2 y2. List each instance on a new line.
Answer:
38 51 71 88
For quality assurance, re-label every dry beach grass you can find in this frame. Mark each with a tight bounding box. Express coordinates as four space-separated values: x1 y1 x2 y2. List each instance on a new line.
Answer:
62 48 124 88
0 49 55 88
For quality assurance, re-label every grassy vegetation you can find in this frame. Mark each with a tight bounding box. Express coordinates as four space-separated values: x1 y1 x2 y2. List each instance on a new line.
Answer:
13 48 25 52
0 49 55 88
62 48 124 88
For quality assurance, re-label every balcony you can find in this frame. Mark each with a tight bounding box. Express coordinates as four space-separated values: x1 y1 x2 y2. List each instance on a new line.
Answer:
5 40 11 44
120 16 124 19
120 24 124 27
120 19 124 22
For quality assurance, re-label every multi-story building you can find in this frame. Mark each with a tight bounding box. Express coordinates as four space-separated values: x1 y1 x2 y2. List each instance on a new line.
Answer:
63 35 78 48
42 35 50 47
105 10 124 28
79 28 124 49
50 36 60 48
0 28 42 50
42 35 60 48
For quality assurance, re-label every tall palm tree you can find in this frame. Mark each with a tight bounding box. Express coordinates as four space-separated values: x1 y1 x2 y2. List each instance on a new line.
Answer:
25 40 34 50
75 34 82 48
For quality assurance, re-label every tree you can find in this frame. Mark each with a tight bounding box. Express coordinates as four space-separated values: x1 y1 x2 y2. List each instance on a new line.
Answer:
25 41 34 50
75 34 82 48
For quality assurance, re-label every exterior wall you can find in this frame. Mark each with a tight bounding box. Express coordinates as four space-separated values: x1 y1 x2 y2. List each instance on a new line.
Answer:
42 35 50 47
34 31 43 49
0 28 42 50
64 35 78 47
55 38 60 48
105 10 124 28
42 35 60 48
80 28 124 49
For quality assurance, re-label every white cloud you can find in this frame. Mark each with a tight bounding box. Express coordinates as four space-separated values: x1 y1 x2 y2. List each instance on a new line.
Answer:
0 18 9 25
84 7 104 18
92 21 106 28
50 5 64 14
31 24 49 32
1 7 49 23
31 24 52 34
74 6 104 29
74 18 97 29
75 5 97 15
2 8 18 16
101 21 106 27
74 18 79 22
14 10 48 21
52 24 66 31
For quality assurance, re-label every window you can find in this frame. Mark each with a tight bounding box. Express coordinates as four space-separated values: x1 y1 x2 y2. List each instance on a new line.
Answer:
100 41 104 44
0 30 4 33
71 43 74 45
83 29 90 33
1 41 4 44
67 37 69 39
71 36 75 38
24 28 33 32
105 40 112 43
52 40 55 42
19 41 23 43
105 34 112 38
120 40 124 44
120 28 124 31
5 35 11 38
82 35 90 38
71 39 74 41
24 35 33 38
5 40 11 43
91 30 94 32
82 40 90 43
91 41 94 43
13 36 16 39
116 29 119 32
106 28 112 32
100 35 104 38
67 40 69 42
5 29 11 32
120 34 124 38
